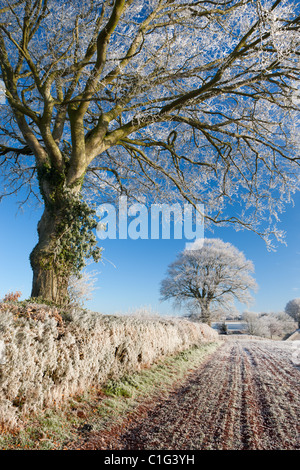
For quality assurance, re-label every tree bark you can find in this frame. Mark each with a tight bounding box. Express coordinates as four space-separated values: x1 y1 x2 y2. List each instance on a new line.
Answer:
200 308 212 326
199 299 212 326
29 206 70 305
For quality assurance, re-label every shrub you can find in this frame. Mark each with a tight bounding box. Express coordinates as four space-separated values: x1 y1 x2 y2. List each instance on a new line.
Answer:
1 291 22 303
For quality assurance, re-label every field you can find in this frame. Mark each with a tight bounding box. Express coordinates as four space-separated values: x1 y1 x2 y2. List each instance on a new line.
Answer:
72 339 300 450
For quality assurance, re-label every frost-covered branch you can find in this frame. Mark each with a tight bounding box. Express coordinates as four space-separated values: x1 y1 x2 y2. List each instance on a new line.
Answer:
0 0 299 302
160 238 258 324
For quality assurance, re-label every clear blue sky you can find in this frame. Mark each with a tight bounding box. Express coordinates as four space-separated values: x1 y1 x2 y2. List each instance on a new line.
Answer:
0 190 299 317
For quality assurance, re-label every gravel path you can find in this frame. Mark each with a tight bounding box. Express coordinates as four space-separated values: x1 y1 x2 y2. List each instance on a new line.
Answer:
71 340 300 450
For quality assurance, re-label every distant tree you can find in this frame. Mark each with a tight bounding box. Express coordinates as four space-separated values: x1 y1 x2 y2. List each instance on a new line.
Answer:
242 311 264 336
160 238 257 325
285 299 300 328
0 0 299 306
260 314 282 339
275 311 298 335
243 310 298 338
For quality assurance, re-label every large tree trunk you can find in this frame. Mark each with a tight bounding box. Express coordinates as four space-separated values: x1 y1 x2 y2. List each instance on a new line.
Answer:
199 298 212 326
29 168 99 306
200 307 212 326
30 206 70 305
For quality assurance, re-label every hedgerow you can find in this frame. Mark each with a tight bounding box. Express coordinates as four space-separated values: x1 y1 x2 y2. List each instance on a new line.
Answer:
0 302 218 431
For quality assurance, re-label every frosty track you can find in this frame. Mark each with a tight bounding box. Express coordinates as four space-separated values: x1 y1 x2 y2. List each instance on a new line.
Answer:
73 339 300 451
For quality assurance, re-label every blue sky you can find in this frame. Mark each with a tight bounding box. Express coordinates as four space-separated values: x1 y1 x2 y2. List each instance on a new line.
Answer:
0 190 299 317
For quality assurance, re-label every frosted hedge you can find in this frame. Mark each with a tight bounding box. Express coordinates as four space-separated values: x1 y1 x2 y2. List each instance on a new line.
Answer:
0 306 218 429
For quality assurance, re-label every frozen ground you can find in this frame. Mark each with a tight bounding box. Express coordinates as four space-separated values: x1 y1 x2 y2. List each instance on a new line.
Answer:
70 339 300 450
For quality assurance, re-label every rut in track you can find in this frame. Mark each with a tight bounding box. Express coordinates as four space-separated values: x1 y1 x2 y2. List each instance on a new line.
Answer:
71 339 300 450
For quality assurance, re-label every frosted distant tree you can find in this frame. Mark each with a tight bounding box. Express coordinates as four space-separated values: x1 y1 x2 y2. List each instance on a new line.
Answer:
259 314 281 338
242 312 262 335
259 312 297 338
285 298 300 328
275 310 298 333
242 310 298 337
0 0 299 305
160 238 257 324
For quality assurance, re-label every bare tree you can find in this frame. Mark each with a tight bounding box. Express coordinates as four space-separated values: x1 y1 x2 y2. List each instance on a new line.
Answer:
160 238 257 324
0 0 299 304
285 298 300 328
242 311 263 335
243 310 298 337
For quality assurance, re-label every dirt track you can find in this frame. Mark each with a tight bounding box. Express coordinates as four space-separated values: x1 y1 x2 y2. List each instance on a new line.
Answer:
72 340 300 450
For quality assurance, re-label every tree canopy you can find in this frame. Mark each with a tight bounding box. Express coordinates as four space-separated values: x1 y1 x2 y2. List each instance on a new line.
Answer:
160 238 257 324
0 0 299 303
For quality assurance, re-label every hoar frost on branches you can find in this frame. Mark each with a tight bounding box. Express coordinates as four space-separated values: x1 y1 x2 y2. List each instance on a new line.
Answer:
160 238 258 324
0 0 299 304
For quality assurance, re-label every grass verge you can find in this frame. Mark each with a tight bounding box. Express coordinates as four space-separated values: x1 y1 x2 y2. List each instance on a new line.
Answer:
0 341 221 450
